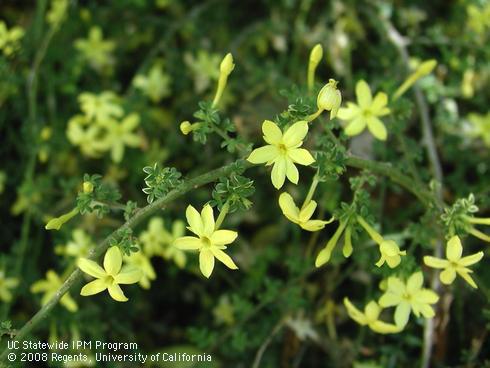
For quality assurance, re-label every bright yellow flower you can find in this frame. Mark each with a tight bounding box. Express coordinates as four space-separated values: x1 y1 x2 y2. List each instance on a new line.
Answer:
0 270 19 302
424 235 483 288
174 204 238 278
356 216 406 268
78 246 141 302
100 113 141 163
337 80 390 140
247 120 315 189
133 64 171 103
343 298 401 334
278 192 332 231
75 26 115 73
378 272 439 328
125 251 156 290
31 270 77 312
78 92 123 123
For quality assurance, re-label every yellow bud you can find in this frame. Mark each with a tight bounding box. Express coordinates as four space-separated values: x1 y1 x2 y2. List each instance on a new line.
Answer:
393 59 438 100
40 127 52 141
317 79 342 119
416 59 437 76
220 53 235 76
309 44 323 65
180 121 193 135
83 181 94 193
45 208 79 231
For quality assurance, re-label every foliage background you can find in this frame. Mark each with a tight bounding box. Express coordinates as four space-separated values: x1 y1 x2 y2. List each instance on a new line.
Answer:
1 0 489 367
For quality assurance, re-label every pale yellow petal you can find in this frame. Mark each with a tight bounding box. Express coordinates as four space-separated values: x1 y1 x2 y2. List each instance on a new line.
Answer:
407 272 424 293
344 117 366 136
287 148 315 166
108 284 128 302
104 246 122 276
278 192 300 221
283 121 308 147
459 251 484 266
210 230 238 245
337 103 361 120
210 248 238 270
457 269 478 288
356 80 372 108
424 256 449 269
300 220 328 232
285 159 299 184
262 120 282 145
394 302 411 328
366 116 387 141
386 277 405 295
114 267 142 284
385 255 401 268
80 279 107 296
440 268 456 284
299 200 317 222
78 258 106 278
364 301 381 322
271 158 286 189
343 298 367 325
199 249 215 278
247 145 279 164
370 320 401 334
186 205 204 236
61 294 78 312
201 204 215 236
173 236 202 250
371 92 389 114
378 292 402 308
446 236 462 262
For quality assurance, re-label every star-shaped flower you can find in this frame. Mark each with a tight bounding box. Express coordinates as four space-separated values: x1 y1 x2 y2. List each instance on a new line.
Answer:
337 80 390 140
31 270 78 312
278 192 332 231
174 204 238 278
247 120 315 189
343 298 401 334
78 246 141 302
379 272 439 328
101 113 141 163
424 235 483 288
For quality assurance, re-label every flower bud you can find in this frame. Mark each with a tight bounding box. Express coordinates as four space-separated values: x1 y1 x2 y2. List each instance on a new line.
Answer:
317 79 342 119
180 121 192 135
220 53 235 76
83 181 94 193
45 208 79 231
309 44 323 65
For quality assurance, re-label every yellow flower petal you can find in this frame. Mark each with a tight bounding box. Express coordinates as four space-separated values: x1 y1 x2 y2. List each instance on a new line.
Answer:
80 279 107 296
61 294 78 312
344 117 366 136
415 289 439 304
287 148 315 166
394 301 411 328
343 298 367 325
210 248 238 270
104 246 122 276
337 103 360 120
201 204 215 236
371 92 389 114
278 192 300 222
424 256 449 268
366 116 387 141
247 145 279 164
407 272 424 293
285 159 299 184
78 258 106 278
300 220 328 232
262 120 282 145
440 268 456 284
457 269 478 288
271 157 286 189
364 301 381 322
370 320 401 334
108 284 128 302
459 251 484 266
282 121 308 147
186 205 204 236
114 267 142 284
446 236 462 262
173 236 202 250
199 249 215 278
211 230 238 245
299 200 317 222
355 80 372 108
378 292 401 308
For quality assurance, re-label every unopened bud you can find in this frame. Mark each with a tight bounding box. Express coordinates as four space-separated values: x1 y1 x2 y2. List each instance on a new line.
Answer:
83 181 94 193
220 53 235 76
317 79 342 119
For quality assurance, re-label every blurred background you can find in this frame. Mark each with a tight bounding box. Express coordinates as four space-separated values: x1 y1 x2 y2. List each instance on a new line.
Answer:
1 0 489 367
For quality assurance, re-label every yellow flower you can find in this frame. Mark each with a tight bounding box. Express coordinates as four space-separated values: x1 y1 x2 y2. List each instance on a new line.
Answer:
75 26 115 73
125 251 156 290
343 298 401 334
45 208 79 231
378 272 439 328
174 204 238 278
247 120 315 189
0 21 24 56
31 270 78 312
133 64 171 103
424 236 483 288
55 229 94 259
356 216 406 268
0 270 19 302
337 80 390 140
66 115 106 158
78 246 141 302
278 192 332 231
78 92 123 123
100 114 141 163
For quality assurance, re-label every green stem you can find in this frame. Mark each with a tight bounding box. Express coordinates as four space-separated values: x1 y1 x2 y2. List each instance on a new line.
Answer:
464 216 490 225
301 174 319 210
0 159 249 364
215 201 231 230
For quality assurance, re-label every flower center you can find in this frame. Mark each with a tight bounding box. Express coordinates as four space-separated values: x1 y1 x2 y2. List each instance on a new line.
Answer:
402 292 412 301
278 143 288 155
104 275 116 285
362 109 373 118
201 236 212 248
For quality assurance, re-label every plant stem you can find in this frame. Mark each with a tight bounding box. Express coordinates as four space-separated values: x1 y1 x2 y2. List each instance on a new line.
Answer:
215 201 230 230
